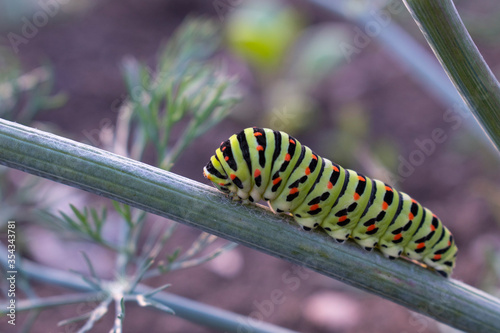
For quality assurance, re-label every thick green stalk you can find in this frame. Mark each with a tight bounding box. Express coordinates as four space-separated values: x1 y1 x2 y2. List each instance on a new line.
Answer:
403 0 500 151
0 119 499 332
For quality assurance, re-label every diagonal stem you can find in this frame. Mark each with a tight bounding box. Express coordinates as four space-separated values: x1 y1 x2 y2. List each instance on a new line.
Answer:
403 0 500 151
0 119 499 332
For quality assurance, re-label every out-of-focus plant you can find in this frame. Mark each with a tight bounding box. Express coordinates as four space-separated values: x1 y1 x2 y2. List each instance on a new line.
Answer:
0 47 65 227
287 24 351 87
481 245 500 297
0 47 66 124
0 18 248 333
461 3 500 45
0 0 93 31
119 19 239 169
225 0 302 73
225 0 353 134
0 42 65 332
317 102 399 185
471 179 500 298
38 18 241 332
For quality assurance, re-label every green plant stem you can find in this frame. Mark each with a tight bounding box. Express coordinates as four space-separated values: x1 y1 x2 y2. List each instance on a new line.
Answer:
0 119 499 332
0 247 297 333
403 0 500 151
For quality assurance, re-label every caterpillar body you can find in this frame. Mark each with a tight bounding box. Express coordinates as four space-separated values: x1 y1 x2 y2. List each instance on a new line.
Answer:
203 127 457 277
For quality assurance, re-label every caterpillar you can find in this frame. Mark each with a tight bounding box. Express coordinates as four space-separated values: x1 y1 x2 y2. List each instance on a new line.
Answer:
203 127 457 277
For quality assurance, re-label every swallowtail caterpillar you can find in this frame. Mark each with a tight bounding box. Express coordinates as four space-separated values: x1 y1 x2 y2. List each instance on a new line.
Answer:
203 127 457 277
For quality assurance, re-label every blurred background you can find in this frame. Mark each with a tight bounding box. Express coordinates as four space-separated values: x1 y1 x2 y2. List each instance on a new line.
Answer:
1 0 500 332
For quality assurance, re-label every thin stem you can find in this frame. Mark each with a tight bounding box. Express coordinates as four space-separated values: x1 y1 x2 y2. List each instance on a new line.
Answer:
0 119 499 331
115 219 130 277
112 297 124 333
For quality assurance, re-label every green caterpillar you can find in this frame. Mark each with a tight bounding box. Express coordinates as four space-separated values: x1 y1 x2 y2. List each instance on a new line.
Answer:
203 127 457 277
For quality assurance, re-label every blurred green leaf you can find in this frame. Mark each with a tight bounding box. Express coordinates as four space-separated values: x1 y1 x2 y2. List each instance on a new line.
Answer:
225 0 303 73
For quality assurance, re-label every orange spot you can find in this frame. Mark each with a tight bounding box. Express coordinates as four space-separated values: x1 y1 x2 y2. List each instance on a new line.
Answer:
254 132 263 137
285 153 291 161
338 215 347 222
327 182 333 189
408 213 414 220
385 186 392 192
289 188 299 195
289 139 295 144
416 242 426 249
357 175 365 182
312 154 318 160
411 199 417 204
433 214 437 218
230 174 236 180
305 167 311 175
367 225 376 232
310 204 320 211
393 233 402 241
332 166 339 172
353 193 360 201
224 156 229 161
430 225 436 231
206 174 212 180
272 177 282 185
448 240 451 246
222 146 226 151
256 145 264 151
218 182 225 186
254 169 261 178
433 254 442 260
382 202 389 210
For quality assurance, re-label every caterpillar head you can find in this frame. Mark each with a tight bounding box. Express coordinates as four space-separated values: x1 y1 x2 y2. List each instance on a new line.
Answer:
203 156 232 194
